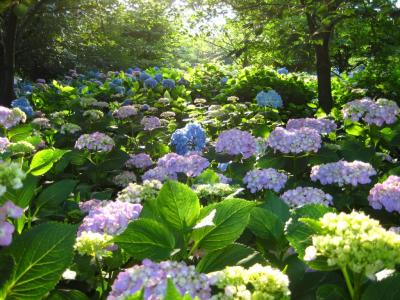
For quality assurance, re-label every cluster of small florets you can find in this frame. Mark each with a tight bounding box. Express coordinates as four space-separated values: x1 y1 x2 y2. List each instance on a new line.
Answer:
304 211 400 276
281 187 333 208
215 129 257 159
162 79 176 89
113 171 137 187
31 117 51 128
144 77 158 89
286 118 337 134
11 97 34 117
60 123 82 134
342 98 399 126
0 201 23 246
140 116 161 131
310 160 376 187
170 123 207 155
113 105 137 119
7 141 35 154
255 90 283 108
368 175 400 213
125 153 153 169
266 127 322 154
193 183 237 199
208 264 290 300
75 132 115 152
108 259 211 300
0 137 10 153
116 180 162 203
243 168 288 193
0 106 27 129
83 109 104 121
0 161 25 197
142 153 210 181
160 111 176 119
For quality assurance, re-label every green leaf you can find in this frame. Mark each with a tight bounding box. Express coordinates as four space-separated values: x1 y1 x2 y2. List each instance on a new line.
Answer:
0 223 77 300
47 290 90 300
114 219 175 261
7 124 33 142
125 289 144 300
156 181 200 232
362 275 400 300
194 169 220 184
316 284 349 300
2 175 38 207
29 149 69 176
196 243 266 273
248 207 284 241
35 179 78 210
164 279 183 299
345 123 364 136
263 191 290 223
192 198 254 251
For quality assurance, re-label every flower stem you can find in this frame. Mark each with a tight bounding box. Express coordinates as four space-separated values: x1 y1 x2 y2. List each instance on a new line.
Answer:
342 267 354 299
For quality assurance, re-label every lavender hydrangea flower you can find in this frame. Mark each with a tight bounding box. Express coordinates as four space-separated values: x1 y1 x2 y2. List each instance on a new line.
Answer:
368 176 400 213
310 160 376 187
77 200 142 236
342 98 399 126
255 90 283 108
140 116 161 131
0 106 27 129
75 132 115 152
170 123 207 155
126 153 153 169
286 118 337 134
0 201 23 246
266 127 322 154
113 171 137 187
108 259 211 300
281 187 333 208
0 137 10 153
114 105 137 119
243 168 288 193
215 129 257 159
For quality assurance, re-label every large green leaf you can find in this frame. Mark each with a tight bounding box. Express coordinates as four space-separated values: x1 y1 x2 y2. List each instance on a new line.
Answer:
156 181 200 232
191 198 254 251
0 223 77 300
47 290 90 300
248 207 284 242
114 219 175 261
29 149 69 176
362 275 400 300
35 179 78 210
196 243 266 273
163 279 196 300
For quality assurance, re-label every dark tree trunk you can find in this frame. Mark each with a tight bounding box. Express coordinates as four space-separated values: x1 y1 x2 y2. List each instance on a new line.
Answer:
315 33 333 112
0 8 17 107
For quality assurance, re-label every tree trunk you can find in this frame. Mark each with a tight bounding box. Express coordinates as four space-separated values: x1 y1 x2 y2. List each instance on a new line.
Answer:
315 34 333 113
0 8 17 107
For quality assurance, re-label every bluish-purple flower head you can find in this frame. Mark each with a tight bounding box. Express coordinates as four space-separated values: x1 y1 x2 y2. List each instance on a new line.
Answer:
112 78 123 86
215 129 257 159
256 90 283 108
139 72 151 81
368 176 400 213
144 78 158 89
0 201 23 246
277 67 289 75
126 153 153 169
170 123 207 155
11 97 34 117
154 73 163 82
162 79 175 89
220 77 228 85
281 187 332 208
286 118 337 134
243 168 288 193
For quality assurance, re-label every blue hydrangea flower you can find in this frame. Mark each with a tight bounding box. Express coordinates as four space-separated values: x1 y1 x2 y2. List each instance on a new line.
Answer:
122 99 133 106
154 73 163 82
22 84 33 94
256 90 283 108
218 162 230 172
139 72 150 81
277 67 289 75
114 86 125 94
127 68 134 74
112 78 123 86
220 77 228 85
170 123 207 155
11 97 34 117
154 66 160 71
140 104 150 111
144 78 158 89
162 79 175 89
177 77 188 85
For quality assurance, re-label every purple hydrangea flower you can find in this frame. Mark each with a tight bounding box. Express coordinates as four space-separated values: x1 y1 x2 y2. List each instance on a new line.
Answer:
0 106 27 129
310 160 376 187
0 201 23 246
140 116 161 131
243 168 288 193
75 132 115 152
215 129 257 159
162 79 175 89
0 137 10 153
281 187 333 208
286 118 337 134
126 153 153 169
144 78 158 89
266 127 322 154
368 176 400 213
114 105 137 119
108 259 211 300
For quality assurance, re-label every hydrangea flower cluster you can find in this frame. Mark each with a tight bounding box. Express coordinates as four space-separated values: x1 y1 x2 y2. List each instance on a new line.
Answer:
74 231 114 258
108 259 211 300
277 67 289 75
0 161 25 197
75 132 115 152
266 127 322 154
0 201 23 246
116 180 162 203
126 153 153 169
11 97 34 117
170 123 207 155
60 123 81 134
304 211 400 276
144 77 158 89
7 141 35 154
113 105 137 119
281 187 333 208
215 129 257 159
142 153 210 181
31 117 51 128
193 183 237 199
286 118 337 134
113 171 137 187
0 106 26 129
368 176 400 213
310 160 376 187
208 264 290 300
0 137 10 153
140 116 161 131
342 98 399 126
255 90 283 108
83 109 104 121
162 79 175 89
243 168 287 193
